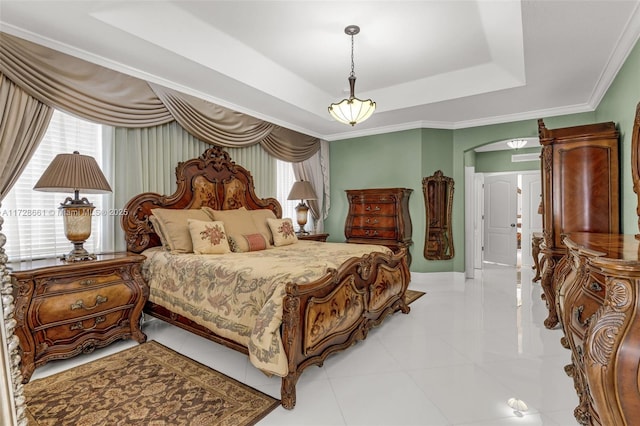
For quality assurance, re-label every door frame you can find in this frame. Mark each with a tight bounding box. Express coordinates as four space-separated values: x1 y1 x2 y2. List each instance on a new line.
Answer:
467 170 541 270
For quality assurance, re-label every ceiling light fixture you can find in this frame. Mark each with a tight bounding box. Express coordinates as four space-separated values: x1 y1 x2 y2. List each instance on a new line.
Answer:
507 139 527 150
328 25 376 126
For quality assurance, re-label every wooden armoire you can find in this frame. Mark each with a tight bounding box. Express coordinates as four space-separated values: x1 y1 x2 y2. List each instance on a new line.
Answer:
538 119 619 329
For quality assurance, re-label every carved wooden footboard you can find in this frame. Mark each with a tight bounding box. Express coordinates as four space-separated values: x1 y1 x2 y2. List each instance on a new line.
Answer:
280 248 410 409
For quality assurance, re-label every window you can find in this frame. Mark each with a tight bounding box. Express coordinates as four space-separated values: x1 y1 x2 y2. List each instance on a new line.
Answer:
275 159 299 225
1 110 106 261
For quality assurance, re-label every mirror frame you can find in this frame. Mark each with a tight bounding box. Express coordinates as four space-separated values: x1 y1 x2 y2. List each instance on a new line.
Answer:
632 102 640 238
422 170 455 260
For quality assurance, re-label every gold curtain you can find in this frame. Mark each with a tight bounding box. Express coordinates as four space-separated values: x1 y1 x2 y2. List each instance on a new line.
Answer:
0 72 52 426
0 72 53 200
0 32 320 162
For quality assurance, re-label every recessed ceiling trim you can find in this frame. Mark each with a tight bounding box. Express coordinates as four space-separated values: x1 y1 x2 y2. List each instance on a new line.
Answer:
91 2 331 118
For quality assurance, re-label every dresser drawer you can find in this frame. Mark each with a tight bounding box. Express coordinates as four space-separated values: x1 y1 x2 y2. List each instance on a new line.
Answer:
350 215 397 228
33 309 132 357
350 203 396 216
32 281 135 324
348 227 397 239
36 271 127 296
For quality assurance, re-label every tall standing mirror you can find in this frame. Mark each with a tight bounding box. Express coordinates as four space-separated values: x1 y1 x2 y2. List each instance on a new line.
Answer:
423 170 454 260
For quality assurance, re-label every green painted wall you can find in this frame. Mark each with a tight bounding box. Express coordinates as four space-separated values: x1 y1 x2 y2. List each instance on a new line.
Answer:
326 129 423 264
475 147 541 173
327 38 639 273
595 40 640 234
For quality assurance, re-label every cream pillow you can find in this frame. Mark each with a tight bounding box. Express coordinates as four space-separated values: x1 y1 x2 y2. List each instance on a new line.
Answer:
267 218 298 247
151 208 211 253
187 219 231 254
148 215 168 249
205 207 266 252
248 209 278 245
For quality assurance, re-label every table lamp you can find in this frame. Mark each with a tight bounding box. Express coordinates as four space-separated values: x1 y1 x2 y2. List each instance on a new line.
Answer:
34 151 112 261
287 180 317 235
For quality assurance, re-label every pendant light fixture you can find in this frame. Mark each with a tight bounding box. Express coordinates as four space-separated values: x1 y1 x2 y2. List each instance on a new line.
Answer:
328 25 376 126
507 139 527 150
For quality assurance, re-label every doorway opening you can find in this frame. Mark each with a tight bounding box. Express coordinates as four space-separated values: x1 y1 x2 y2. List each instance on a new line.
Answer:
467 170 542 273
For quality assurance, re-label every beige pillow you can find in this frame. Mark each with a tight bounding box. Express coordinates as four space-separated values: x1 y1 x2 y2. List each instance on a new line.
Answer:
206 207 264 252
151 208 211 253
267 218 298 247
148 215 168 249
248 209 277 245
187 219 231 254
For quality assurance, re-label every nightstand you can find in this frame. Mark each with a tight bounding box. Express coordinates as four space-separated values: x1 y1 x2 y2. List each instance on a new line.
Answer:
10 253 149 383
297 233 329 242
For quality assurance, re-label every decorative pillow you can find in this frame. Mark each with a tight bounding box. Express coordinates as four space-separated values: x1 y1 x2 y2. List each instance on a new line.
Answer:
267 218 298 247
148 215 169 249
151 208 211 253
248 209 278 245
205 207 266 252
187 219 231 254
228 233 268 253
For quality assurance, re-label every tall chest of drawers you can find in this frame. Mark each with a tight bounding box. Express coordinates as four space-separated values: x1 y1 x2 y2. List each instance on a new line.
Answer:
10 253 149 382
345 188 413 265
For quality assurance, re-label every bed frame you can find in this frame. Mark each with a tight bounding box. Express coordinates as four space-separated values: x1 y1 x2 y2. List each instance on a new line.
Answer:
121 146 411 409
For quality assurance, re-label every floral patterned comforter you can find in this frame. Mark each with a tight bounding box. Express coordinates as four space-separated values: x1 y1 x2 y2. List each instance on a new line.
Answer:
141 241 392 376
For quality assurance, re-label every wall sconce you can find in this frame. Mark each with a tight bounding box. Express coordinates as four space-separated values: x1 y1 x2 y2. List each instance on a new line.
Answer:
287 180 317 235
34 151 112 262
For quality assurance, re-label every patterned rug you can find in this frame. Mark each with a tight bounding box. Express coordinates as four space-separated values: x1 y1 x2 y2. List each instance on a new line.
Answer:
405 288 426 305
24 341 280 426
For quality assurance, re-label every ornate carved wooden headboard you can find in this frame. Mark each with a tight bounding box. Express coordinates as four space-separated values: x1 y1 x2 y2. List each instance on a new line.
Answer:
121 146 282 253
632 102 640 237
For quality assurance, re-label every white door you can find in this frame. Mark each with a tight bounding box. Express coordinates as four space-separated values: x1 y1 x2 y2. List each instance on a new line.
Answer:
484 174 518 265
520 173 543 267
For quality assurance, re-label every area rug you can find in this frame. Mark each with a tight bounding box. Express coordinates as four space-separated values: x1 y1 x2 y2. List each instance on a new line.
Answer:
405 288 426 305
24 341 280 426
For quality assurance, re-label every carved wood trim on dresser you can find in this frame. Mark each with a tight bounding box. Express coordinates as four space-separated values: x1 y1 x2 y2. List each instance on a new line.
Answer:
10 253 148 382
556 233 640 425
344 188 413 265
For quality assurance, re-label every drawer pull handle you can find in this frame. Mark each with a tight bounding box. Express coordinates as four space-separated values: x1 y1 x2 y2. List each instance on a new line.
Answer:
365 218 379 224
79 279 96 286
70 315 106 331
573 305 589 327
364 230 379 236
589 282 602 292
365 205 381 211
71 295 108 311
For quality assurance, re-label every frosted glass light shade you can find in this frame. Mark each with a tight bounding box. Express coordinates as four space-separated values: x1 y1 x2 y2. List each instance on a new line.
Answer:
328 97 376 126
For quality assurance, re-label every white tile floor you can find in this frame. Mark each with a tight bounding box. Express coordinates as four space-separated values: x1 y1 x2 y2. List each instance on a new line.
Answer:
31 262 580 425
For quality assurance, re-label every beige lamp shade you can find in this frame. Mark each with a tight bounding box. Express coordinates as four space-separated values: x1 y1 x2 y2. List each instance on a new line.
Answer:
287 181 317 201
33 151 112 194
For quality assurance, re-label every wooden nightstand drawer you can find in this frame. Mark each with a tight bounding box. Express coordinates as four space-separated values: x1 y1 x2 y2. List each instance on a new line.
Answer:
35 271 127 295
32 281 135 324
33 308 133 357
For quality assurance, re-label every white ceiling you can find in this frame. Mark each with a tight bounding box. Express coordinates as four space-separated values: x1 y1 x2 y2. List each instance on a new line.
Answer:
1 1 639 141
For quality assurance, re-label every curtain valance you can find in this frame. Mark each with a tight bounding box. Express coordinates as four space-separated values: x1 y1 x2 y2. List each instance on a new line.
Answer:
0 32 320 162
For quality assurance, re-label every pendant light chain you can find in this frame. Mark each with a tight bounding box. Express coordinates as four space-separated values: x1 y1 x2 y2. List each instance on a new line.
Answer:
350 33 356 78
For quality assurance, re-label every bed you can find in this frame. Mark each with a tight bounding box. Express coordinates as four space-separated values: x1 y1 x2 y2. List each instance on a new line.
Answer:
121 146 411 409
